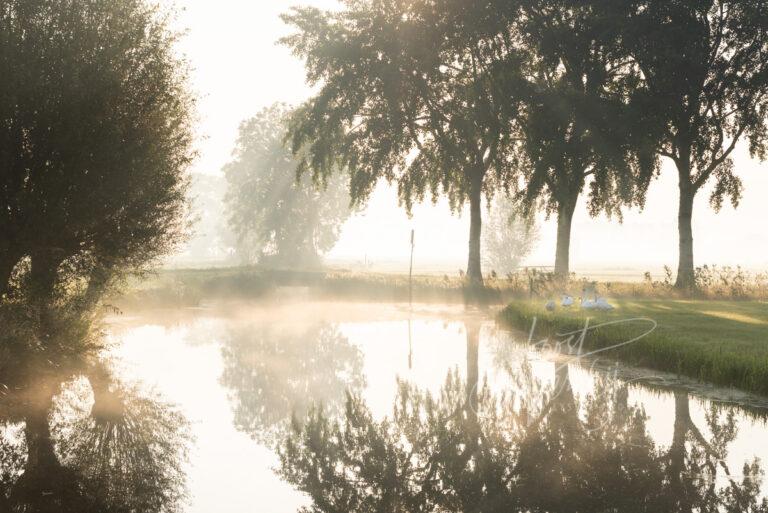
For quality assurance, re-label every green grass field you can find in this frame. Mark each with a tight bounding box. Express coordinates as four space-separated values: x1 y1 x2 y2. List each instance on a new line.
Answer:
499 299 768 396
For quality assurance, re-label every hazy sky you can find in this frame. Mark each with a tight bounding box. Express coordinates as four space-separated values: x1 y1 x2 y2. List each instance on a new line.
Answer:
167 0 768 273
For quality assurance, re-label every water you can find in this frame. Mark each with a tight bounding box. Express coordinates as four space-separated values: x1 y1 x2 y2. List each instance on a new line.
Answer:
3 301 768 511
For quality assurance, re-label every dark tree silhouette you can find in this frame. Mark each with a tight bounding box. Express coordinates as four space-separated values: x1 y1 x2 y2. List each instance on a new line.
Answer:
278 360 768 513
0 300 191 513
0 347 190 513
281 1 525 286
623 0 768 289
0 0 195 304
498 0 656 280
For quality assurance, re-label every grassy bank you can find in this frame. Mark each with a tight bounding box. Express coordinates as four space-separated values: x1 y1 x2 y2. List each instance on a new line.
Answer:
112 264 768 310
112 267 510 308
499 299 768 396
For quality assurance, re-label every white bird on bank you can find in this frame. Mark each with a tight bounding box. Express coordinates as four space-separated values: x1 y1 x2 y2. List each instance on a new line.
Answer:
561 295 574 307
581 297 614 311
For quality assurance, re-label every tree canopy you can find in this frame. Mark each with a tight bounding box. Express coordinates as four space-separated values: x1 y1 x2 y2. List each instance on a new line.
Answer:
496 0 656 279
224 103 353 268
0 0 195 304
282 0 526 285
621 0 768 288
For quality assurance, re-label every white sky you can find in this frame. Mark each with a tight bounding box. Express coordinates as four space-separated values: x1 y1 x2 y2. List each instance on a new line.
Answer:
166 0 768 274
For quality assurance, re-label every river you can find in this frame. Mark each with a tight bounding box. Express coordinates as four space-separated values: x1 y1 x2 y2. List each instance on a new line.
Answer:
97 300 768 512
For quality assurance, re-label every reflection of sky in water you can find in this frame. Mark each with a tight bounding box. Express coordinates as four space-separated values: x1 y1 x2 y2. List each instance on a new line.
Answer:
108 303 768 513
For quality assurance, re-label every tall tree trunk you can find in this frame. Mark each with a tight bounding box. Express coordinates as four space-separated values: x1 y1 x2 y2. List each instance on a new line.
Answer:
675 176 695 290
462 319 482 513
466 172 484 287
24 398 59 474
554 196 577 282
11 390 68 512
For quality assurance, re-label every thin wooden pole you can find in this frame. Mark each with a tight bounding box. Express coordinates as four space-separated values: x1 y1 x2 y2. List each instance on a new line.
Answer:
408 229 415 369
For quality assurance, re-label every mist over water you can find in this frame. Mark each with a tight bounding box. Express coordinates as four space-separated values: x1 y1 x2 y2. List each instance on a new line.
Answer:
92 301 768 511
4 0 768 511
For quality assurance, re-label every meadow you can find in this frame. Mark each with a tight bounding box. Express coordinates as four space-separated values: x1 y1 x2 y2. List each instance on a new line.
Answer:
499 298 768 395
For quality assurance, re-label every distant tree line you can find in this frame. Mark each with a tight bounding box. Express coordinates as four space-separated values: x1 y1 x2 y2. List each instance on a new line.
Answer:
281 0 768 289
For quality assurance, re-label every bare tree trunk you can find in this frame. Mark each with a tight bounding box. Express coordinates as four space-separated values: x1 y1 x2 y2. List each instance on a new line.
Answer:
466 173 484 287
675 178 695 290
554 196 577 282
24 399 59 474
11 390 67 511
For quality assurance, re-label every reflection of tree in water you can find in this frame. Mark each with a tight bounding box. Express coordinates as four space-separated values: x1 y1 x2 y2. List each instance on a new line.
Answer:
663 390 768 512
278 322 768 513
220 322 365 444
0 340 190 513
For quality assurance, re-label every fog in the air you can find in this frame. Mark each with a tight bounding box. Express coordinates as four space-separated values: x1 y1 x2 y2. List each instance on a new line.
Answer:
168 0 768 274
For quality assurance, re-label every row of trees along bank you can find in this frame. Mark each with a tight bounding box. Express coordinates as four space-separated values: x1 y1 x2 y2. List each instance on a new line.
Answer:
281 0 768 289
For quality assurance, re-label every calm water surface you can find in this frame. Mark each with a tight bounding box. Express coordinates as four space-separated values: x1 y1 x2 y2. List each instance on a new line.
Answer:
4 300 768 512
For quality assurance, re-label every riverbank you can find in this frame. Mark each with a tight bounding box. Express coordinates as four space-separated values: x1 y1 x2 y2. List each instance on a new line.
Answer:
113 265 768 310
111 267 508 309
498 299 768 396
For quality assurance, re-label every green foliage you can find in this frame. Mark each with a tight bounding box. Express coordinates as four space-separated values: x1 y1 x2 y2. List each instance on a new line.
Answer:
281 0 529 283
625 0 768 204
505 0 656 220
0 0 195 304
620 0 768 287
224 104 353 268
500 298 768 395
281 1 521 211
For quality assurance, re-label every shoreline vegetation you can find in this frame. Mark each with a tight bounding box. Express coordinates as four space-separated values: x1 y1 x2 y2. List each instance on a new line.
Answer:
112 265 768 309
499 299 768 397
113 266 768 396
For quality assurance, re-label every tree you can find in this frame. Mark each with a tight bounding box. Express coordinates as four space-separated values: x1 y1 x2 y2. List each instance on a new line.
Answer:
501 0 655 280
482 195 538 275
178 173 235 265
0 319 190 513
224 104 353 268
281 0 525 286
0 0 195 303
623 0 768 289
219 322 365 444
